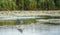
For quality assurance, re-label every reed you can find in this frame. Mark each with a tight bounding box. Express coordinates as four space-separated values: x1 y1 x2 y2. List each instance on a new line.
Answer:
0 0 60 10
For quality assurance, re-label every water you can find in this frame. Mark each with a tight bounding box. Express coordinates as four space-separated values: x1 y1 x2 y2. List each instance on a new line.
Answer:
0 23 60 35
0 16 40 20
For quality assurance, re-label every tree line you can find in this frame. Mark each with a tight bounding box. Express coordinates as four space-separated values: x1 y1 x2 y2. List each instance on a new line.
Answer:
0 0 60 11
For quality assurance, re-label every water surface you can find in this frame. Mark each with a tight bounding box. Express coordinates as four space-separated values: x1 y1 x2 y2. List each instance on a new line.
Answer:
0 23 60 35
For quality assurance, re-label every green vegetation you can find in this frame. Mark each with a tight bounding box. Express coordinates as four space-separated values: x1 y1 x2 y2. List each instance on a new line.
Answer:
22 19 36 24
0 19 36 26
0 0 16 10
17 19 36 25
0 0 60 10
0 20 17 26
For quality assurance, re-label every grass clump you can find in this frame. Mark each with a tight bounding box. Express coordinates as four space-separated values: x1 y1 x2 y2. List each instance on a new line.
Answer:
0 20 17 26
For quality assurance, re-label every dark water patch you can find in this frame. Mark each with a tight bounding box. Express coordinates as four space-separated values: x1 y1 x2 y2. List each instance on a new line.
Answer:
37 16 60 19
43 22 60 26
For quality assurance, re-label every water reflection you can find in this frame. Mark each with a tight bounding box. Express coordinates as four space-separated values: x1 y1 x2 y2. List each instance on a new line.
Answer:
18 29 23 33
0 23 60 35
0 28 22 35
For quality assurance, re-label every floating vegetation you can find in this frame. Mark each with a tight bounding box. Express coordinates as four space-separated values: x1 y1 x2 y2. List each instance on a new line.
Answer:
17 19 36 25
0 20 17 26
0 19 36 26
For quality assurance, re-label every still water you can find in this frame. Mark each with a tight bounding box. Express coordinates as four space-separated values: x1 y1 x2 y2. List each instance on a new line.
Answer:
0 23 60 35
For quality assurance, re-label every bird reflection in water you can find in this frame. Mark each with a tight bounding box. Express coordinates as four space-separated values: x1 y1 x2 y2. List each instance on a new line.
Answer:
18 29 23 33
